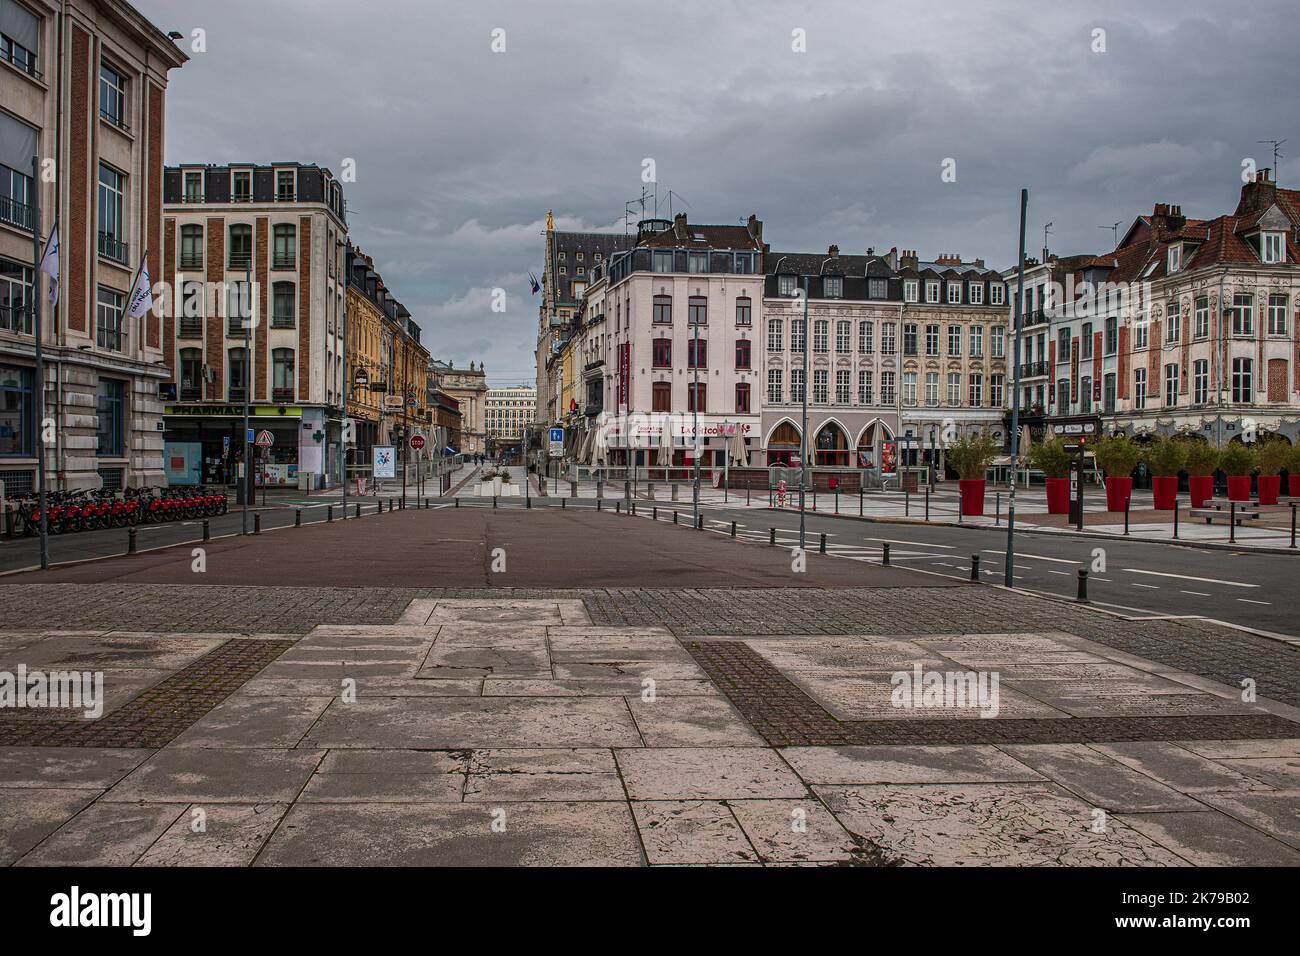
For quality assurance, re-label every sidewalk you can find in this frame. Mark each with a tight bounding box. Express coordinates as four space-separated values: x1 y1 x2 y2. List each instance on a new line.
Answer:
1 595 1295 865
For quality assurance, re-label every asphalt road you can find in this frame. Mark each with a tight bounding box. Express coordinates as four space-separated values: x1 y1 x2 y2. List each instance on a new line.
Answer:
4 489 1296 636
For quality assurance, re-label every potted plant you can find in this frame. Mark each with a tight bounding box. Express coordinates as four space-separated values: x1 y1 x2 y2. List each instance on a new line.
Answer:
1145 437 1187 511
1254 438 1289 505
1218 443 1257 502
946 431 999 517
1029 438 1072 514
1094 434 1143 512
1182 441 1219 508
1287 443 1300 498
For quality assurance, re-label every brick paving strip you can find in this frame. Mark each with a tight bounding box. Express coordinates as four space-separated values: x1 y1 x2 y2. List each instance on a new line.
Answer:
0 638 294 748
686 640 1300 747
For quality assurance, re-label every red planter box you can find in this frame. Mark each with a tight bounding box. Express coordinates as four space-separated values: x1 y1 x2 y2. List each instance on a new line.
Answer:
1045 477 1070 514
958 479 986 517
1257 474 1281 505
1105 476 1133 513
1151 475 1178 510
1226 475 1253 502
1188 475 1214 508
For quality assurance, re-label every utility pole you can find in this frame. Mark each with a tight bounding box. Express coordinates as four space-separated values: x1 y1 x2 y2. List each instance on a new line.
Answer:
241 226 254 533
1006 188 1028 587
691 319 700 529
30 156 48 569
799 278 810 552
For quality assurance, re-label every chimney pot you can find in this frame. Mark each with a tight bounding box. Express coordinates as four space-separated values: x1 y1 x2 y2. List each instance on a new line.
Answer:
828 244 839 257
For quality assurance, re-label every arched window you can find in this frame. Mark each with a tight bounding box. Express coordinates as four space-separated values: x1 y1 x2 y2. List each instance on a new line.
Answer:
653 294 672 324
767 421 801 465
815 422 849 466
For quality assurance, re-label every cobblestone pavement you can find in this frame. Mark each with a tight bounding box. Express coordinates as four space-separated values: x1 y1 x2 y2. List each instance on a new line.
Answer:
1 597 1296 866
3 583 1296 707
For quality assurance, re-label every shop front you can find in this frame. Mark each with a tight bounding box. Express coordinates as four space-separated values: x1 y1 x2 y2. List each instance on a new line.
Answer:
163 404 306 488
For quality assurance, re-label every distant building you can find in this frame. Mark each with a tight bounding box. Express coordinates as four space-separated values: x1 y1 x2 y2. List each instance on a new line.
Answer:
485 385 535 457
159 161 348 487
429 359 486 455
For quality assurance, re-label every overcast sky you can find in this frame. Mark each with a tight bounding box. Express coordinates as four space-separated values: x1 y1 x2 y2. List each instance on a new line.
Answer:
137 0 1294 385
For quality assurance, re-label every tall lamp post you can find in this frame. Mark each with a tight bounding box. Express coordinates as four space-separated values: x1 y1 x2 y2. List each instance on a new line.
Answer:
340 239 349 519
29 156 48 569
1005 188 1029 586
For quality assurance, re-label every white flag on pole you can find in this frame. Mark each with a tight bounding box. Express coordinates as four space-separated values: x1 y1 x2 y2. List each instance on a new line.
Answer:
39 223 59 306
125 251 153 319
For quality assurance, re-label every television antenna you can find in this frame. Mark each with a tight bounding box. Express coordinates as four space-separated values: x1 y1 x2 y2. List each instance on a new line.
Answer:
1098 221 1121 248
1258 139 1286 183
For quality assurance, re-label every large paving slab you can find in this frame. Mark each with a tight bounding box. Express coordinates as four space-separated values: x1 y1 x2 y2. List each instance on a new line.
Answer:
256 801 645 866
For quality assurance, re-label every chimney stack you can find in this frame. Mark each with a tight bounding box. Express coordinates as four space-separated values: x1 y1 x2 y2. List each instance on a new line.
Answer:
828 244 839 258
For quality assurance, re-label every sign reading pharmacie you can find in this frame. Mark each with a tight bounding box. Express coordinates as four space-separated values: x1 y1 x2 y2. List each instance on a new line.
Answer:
165 405 304 417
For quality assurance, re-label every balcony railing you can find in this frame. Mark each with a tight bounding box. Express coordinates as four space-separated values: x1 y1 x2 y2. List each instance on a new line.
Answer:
0 195 33 231
0 304 32 334
228 252 252 269
228 387 247 403
96 325 124 352
178 316 203 338
179 254 203 269
272 254 295 270
271 314 295 329
1018 361 1049 378
98 231 128 264
272 387 294 403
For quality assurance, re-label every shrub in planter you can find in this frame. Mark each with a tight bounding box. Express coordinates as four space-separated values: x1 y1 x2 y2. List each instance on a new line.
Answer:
1287 444 1300 497
1218 443 1257 502
1255 438 1289 505
1182 441 1219 507
1094 435 1143 512
1146 437 1186 510
946 431 999 517
1029 438 1071 514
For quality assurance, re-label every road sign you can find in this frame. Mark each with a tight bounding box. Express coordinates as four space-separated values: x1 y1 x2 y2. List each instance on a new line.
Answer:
255 429 274 447
409 433 426 451
246 428 255 444
548 427 564 456
373 446 396 479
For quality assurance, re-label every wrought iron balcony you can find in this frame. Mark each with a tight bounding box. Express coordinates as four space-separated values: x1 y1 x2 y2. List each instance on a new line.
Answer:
0 196 33 231
98 231 128 265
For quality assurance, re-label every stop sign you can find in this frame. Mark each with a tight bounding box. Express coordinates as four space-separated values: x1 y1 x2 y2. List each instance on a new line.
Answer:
409 434 426 451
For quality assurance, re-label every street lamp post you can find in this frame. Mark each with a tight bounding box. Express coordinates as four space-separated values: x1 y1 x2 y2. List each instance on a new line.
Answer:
692 320 700 529
1006 188 1029 586
29 156 48 569
341 240 349 519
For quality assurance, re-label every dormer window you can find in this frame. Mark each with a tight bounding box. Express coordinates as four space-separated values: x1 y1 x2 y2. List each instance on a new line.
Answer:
778 274 797 297
903 279 918 302
947 282 962 304
1262 232 1284 264
1167 244 1181 273
925 281 939 303
823 276 843 298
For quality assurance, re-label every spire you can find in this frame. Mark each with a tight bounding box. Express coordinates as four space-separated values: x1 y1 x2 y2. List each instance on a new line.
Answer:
546 210 554 232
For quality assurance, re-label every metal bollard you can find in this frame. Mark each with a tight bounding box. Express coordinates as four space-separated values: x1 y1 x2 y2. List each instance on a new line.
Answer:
696 514 703 530
969 554 980 581
1124 496 1131 536
1076 568 1089 602
355 504 361 518
202 519 210 541
631 501 637 516
454 499 459 508
1229 501 1236 544
597 499 602 512
819 532 827 553
254 513 262 535
616 501 621 514
904 487 909 517
730 520 736 537
295 508 302 527
1173 504 1178 540
561 497 566 509
673 510 678 524
995 492 1000 526
378 499 384 514
327 506 333 523
493 496 498 509
1292 503 1297 549
925 486 930 521
127 528 137 553
769 527 776 546
882 542 890 566
653 507 658 521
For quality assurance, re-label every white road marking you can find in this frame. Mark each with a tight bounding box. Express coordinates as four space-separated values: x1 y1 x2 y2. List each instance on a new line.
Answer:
982 549 1079 564
1121 568 1259 588
868 537 954 549
1132 583 1160 589
1180 590 1211 597
1045 569 1070 576
1237 598 1272 606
